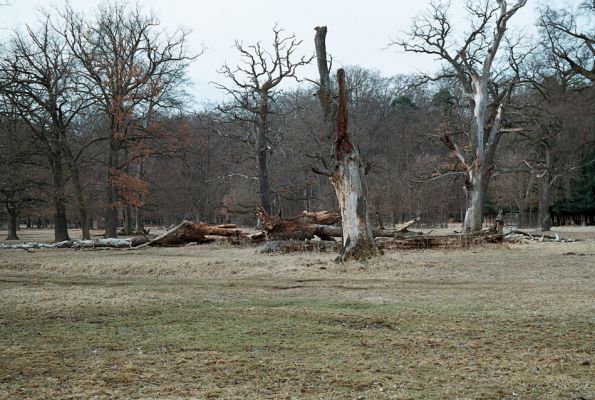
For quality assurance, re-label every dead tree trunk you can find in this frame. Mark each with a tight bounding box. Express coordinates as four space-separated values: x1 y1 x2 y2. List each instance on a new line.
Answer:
313 26 380 262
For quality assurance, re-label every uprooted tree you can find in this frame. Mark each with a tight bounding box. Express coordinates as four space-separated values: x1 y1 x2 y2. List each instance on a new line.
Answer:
311 26 381 262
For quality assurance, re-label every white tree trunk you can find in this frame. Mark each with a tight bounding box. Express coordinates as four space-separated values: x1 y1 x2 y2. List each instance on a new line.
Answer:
331 148 378 262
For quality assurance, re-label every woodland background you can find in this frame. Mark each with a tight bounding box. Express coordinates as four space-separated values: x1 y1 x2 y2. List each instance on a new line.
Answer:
1 0 593 240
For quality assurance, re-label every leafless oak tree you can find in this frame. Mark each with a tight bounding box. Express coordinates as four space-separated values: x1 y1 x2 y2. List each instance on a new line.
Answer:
61 2 195 238
214 26 312 215
540 1 594 82
1 15 94 241
392 0 527 232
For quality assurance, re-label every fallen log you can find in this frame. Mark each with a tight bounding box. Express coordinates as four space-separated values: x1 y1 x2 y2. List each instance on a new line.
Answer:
134 220 248 248
503 229 575 242
259 240 340 254
379 231 503 250
299 210 341 225
257 207 421 241
257 207 338 241
0 238 142 249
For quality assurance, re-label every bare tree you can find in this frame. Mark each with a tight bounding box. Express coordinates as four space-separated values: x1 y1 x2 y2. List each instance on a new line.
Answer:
214 26 312 215
0 99 45 240
392 0 527 232
313 26 380 262
540 1 594 82
0 15 94 241
62 2 195 238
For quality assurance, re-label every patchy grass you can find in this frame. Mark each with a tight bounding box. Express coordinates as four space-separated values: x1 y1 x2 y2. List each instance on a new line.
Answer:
0 231 594 399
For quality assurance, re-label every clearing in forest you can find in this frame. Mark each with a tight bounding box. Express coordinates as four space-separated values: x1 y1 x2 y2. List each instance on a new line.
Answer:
0 229 593 399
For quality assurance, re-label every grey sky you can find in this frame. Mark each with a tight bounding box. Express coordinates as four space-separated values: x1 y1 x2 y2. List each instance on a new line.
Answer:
1 0 541 106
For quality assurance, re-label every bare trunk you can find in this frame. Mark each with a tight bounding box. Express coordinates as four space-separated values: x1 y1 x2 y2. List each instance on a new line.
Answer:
539 147 553 231
69 162 91 240
134 206 144 232
331 69 379 262
463 177 486 233
256 96 272 214
134 162 145 232
6 206 19 240
105 136 118 238
59 130 91 240
50 155 70 242
539 175 552 231
331 149 378 261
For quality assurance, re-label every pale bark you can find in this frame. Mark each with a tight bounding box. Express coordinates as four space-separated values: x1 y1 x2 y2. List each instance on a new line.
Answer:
330 147 378 261
395 1 527 233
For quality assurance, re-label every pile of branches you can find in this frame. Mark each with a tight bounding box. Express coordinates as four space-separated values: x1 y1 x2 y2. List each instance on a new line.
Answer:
2 210 576 252
503 229 576 243
0 221 263 250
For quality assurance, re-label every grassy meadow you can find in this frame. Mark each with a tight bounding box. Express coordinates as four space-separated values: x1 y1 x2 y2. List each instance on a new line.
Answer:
0 228 593 399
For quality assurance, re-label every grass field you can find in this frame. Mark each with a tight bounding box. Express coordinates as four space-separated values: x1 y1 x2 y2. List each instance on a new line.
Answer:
0 228 594 399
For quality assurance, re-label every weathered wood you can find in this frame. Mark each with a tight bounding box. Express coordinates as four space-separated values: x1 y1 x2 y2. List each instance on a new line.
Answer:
503 229 575 242
257 207 337 241
259 240 340 254
329 69 380 262
379 231 503 250
299 210 341 225
134 220 248 248
313 28 380 262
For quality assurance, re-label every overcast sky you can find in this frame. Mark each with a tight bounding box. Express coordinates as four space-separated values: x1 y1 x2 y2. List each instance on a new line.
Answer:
1 0 542 106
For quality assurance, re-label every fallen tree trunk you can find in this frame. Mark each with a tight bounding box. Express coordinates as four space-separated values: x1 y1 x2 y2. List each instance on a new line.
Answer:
379 231 503 250
257 207 339 241
0 222 255 250
259 240 340 254
134 220 248 248
257 209 420 241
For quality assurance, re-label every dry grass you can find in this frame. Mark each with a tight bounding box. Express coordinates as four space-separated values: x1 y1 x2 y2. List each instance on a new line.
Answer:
0 228 594 399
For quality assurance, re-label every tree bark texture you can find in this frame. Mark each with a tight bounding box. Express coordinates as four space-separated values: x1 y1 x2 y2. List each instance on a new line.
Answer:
332 69 379 261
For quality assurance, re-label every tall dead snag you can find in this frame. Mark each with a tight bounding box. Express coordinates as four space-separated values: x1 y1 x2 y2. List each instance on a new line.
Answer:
313 27 380 262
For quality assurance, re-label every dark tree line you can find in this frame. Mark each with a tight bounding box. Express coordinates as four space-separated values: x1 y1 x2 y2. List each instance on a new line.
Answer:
1 0 593 242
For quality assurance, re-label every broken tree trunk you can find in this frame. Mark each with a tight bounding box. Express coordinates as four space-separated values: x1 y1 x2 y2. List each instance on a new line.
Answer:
256 210 421 242
257 207 338 241
313 26 380 262
329 69 380 262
